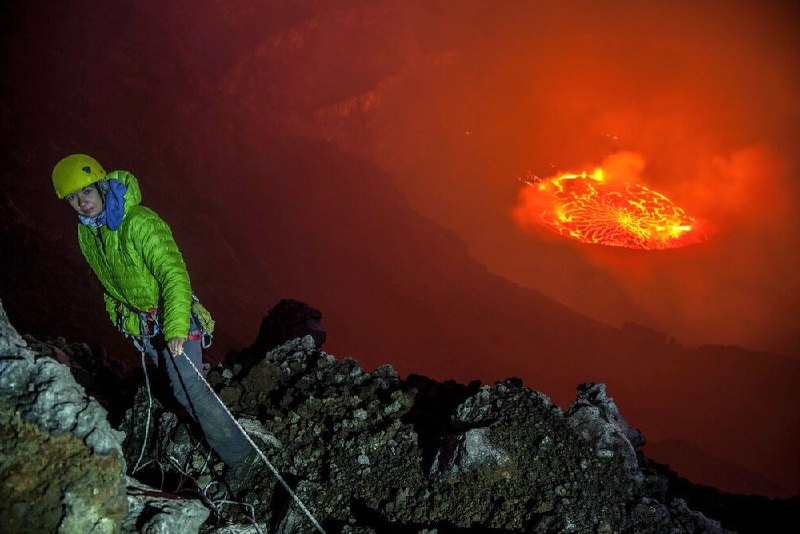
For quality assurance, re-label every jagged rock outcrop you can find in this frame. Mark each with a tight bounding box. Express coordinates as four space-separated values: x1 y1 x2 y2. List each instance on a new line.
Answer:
253 299 326 354
121 335 730 533
123 476 210 534
228 299 327 376
0 299 128 533
22 334 139 422
0 298 213 534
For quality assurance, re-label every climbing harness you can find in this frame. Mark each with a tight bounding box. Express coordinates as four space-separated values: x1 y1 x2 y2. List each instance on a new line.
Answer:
129 298 209 473
119 295 214 348
190 295 215 349
116 301 161 339
127 301 325 532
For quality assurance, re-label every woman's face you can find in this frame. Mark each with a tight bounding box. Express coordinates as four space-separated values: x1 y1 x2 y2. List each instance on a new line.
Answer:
65 185 103 217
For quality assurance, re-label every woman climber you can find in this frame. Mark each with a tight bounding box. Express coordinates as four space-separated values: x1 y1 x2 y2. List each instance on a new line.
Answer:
52 154 254 478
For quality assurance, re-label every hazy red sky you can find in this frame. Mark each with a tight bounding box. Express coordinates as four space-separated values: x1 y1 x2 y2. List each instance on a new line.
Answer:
200 2 800 494
277 0 800 357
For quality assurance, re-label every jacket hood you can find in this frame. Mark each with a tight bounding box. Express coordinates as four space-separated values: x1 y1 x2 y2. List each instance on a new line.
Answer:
107 170 142 211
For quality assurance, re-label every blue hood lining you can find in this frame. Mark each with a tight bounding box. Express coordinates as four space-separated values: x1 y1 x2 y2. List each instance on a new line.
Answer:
78 179 128 230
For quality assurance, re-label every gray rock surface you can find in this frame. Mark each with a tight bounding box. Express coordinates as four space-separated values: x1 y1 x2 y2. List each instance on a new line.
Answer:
566 382 645 480
0 325 126 458
123 476 210 534
0 297 34 359
0 298 128 533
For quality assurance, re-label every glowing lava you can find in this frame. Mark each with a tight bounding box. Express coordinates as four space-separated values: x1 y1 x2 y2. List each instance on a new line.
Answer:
518 167 707 250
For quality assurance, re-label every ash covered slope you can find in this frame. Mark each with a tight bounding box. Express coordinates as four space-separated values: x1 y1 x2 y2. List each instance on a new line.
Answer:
122 335 728 533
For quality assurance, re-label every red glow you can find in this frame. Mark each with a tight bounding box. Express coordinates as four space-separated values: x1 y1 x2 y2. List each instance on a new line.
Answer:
514 152 708 250
2 0 798 500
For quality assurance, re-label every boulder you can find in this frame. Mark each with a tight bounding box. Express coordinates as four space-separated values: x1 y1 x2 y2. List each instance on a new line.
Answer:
252 299 326 354
123 476 210 534
0 298 127 533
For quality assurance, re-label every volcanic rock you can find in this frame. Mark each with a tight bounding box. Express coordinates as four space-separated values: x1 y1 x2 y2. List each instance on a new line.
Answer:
227 299 327 377
22 334 140 424
120 335 730 533
0 298 127 532
0 298 214 534
566 382 646 473
253 299 326 353
123 476 210 534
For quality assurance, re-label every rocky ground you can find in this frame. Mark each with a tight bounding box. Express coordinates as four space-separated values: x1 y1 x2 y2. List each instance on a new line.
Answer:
2 298 798 533
119 335 727 533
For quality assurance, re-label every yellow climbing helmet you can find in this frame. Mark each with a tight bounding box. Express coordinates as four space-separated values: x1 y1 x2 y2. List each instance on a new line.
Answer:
52 154 107 199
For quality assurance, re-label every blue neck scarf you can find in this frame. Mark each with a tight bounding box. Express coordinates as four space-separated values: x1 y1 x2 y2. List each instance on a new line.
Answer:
78 179 128 230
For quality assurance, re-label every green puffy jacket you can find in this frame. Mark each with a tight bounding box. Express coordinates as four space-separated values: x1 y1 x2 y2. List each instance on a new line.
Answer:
77 170 193 340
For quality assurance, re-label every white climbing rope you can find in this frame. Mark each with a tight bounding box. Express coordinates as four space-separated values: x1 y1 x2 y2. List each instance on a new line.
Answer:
177 352 327 534
131 346 153 473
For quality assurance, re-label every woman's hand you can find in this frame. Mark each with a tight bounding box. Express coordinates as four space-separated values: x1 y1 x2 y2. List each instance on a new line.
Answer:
167 337 185 357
